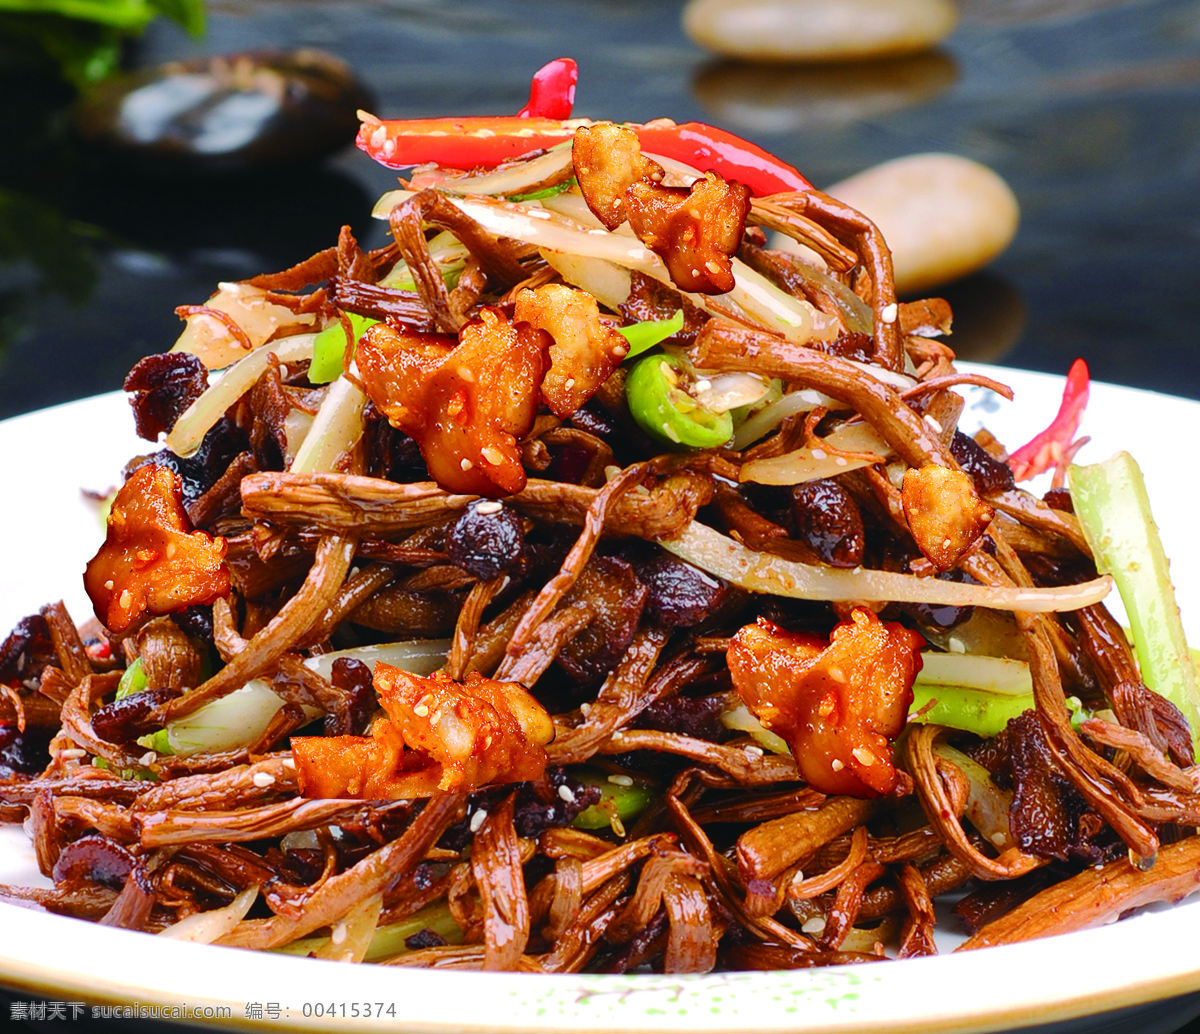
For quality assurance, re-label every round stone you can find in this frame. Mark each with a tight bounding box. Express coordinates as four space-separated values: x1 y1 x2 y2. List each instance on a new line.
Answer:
682 0 959 63
824 153 1020 295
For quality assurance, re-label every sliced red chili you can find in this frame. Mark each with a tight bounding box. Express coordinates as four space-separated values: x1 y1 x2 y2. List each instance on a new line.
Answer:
1007 358 1090 482
635 122 811 196
357 114 576 170
517 57 578 119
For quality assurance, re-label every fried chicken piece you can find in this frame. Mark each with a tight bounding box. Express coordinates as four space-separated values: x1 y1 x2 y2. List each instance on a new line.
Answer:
514 283 629 418
727 610 924 798
901 464 994 571
357 310 548 496
292 664 554 798
573 123 750 295
83 464 230 634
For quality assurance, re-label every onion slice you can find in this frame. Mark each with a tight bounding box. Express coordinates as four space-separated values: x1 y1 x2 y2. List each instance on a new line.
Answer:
659 521 1112 613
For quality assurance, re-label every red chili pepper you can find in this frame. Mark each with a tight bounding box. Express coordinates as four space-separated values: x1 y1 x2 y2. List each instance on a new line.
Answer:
357 114 576 170
358 61 811 195
517 57 578 119
1007 358 1091 481
635 122 811 196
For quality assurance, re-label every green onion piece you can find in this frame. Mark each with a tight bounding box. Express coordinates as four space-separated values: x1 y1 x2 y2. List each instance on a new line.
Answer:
309 313 377 385
571 767 655 832
136 729 173 755
508 179 576 202
273 901 464 962
617 310 685 362
1068 452 1200 752
115 657 146 700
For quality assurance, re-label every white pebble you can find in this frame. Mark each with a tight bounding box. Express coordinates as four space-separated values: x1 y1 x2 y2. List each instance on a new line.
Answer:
683 0 958 63
824 153 1019 295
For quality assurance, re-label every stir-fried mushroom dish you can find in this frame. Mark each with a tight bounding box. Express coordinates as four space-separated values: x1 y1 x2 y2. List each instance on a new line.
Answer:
4 60 1200 972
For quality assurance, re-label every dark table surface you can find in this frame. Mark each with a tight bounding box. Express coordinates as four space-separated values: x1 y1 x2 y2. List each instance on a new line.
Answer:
2 0 1200 1031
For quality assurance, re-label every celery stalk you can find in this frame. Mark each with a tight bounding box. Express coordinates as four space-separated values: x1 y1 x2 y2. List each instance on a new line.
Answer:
1068 452 1200 752
272 901 464 961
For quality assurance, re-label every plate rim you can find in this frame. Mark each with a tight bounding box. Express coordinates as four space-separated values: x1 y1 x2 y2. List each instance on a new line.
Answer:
2 365 1199 1034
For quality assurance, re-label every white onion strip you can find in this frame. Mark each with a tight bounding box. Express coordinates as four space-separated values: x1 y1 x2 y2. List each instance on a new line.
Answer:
166 333 317 458
660 521 1112 613
290 372 367 475
371 190 834 344
158 884 259 942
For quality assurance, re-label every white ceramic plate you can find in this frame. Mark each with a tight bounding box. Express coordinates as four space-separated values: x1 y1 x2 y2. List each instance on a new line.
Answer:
2 367 1200 1033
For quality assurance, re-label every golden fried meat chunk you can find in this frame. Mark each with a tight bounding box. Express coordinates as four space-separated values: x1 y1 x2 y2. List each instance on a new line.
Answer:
901 464 995 571
573 124 750 295
572 122 663 230
626 171 750 294
514 283 629 417
357 310 548 496
293 663 554 799
83 464 230 634
727 610 925 798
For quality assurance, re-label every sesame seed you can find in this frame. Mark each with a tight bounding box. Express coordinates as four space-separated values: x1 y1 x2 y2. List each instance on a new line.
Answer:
139 752 157 767
831 759 845 772
801 917 827 934
460 458 474 471
469 809 488 833
924 415 944 433
481 446 506 466
991 832 1007 847
331 923 347 946
607 774 634 786
413 703 429 717
103 579 114 591
811 448 827 460
457 365 474 382
252 771 276 788
557 784 576 803
880 302 898 324
475 500 503 515
564 377 576 391
853 747 876 766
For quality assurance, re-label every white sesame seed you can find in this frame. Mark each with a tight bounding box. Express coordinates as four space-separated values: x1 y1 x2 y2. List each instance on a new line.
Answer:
924 415 944 434
557 784 576 803
413 703 429 717
460 458 474 471
990 832 1007 847
811 448 827 460
469 809 488 833
852 748 876 766
948 637 966 654
252 771 276 788
880 302 898 324
607 774 634 786
475 500 503 515
831 759 845 772
801 916 827 934
331 922 348 946
481 445 506 466
139 752 157 767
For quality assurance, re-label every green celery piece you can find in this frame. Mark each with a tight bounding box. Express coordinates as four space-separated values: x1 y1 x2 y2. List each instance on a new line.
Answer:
618 310 684 362
273 901 463 961
310 313 377 384
1068 452 1200 751
909 683 1085 738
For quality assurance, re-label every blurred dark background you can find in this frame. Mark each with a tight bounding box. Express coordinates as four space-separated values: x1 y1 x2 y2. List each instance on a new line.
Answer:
1 0 1198 420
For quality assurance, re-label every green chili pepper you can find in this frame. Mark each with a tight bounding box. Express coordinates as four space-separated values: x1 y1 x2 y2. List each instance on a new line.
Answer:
115 657 146 700
310 312 378 385
618 310 684 362
571 768 655 832
625 352 733 449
